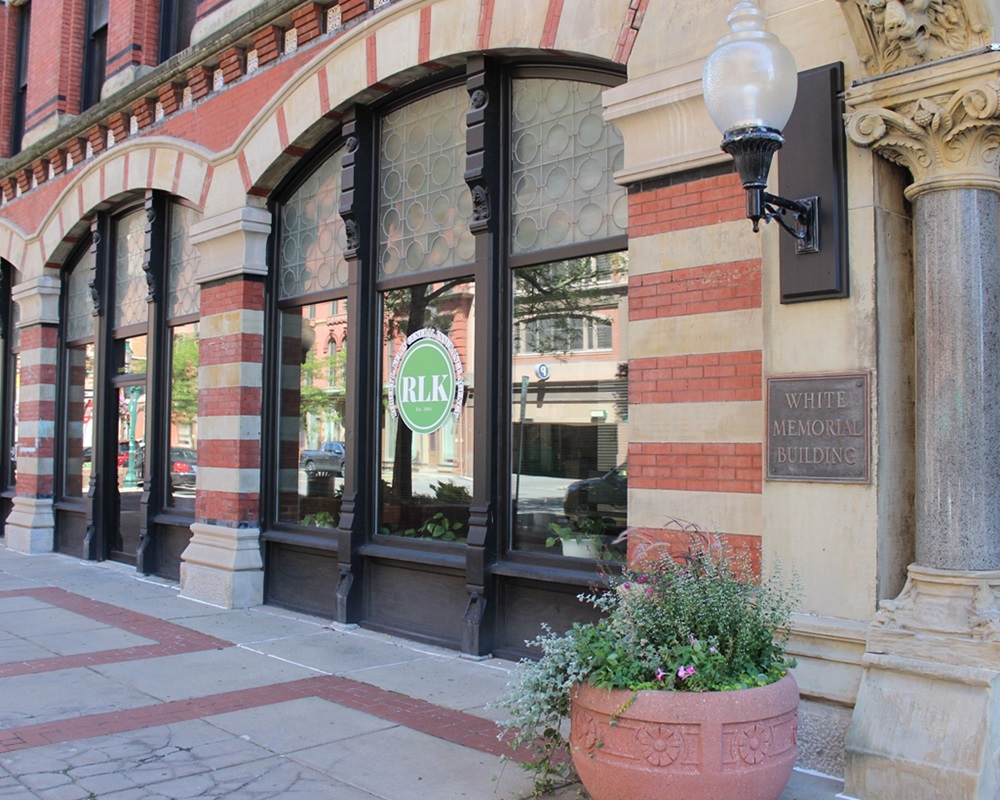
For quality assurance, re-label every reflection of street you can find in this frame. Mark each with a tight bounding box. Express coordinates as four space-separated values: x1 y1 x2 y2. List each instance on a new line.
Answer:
512 474 573 516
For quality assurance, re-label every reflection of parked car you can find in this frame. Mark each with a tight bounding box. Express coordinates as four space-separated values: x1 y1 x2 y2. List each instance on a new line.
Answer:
118 441 145 471
170 447 197 490
563 463 628 530
300 442 345 476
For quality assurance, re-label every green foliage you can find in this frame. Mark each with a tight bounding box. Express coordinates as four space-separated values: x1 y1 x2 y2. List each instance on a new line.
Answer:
170 333 199 425
545 516 606 548
301 510 339 528
388 512 466 542
430 480 472 503
497 524 798 796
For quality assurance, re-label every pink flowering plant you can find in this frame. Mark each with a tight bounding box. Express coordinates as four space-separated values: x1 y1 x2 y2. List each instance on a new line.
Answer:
498 524 798 796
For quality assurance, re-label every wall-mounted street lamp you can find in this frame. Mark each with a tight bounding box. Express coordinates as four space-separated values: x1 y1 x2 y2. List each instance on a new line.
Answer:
703 0 819 253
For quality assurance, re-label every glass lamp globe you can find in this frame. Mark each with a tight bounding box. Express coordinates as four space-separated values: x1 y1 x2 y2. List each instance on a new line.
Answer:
702 0 798 136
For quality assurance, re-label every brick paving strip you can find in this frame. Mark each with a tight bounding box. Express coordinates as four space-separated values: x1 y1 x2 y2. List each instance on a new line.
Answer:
0 587 521 760
0 587 231 678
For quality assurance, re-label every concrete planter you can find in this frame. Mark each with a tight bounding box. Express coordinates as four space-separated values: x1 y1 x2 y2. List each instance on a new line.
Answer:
569 673 798 800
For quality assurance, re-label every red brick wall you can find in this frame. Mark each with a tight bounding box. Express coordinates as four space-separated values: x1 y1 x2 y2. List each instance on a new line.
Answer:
630 351 762 405
626 169 763 550
106 0 160 79
0 5 17 159
24 0 87 133
631 442 762 494
16 325 59 498
630 260 761 321
195 277 264 526
628 173 745 237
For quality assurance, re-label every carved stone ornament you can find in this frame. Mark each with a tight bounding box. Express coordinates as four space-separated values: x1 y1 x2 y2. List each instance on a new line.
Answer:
344 218 360 252
846 79 1000 196
867 564 1000 669
471 184 489 221
836 0 990 75
470 89 488 110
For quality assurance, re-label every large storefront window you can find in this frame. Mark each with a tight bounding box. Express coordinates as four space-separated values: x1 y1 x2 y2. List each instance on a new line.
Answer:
164 203 201 511
267 60 627 648
63 247 96 499
379 279 474 542
511 254 628 560
56 196 202 573
273 143 348 533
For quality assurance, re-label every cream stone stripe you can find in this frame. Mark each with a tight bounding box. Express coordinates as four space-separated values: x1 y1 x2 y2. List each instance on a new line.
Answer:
200 308 266 338
199 363 264 390
630 308 762 359
629 487 762 534
629 221 761 277
197 466 261 494
630 401 763 444
195 416 262 441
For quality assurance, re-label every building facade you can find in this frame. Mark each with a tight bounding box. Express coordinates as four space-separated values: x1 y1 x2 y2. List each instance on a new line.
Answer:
1 0 999 795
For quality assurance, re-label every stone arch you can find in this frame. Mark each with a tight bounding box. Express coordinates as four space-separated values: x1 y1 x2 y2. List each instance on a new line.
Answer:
234 0 633 196
0 217 28 277
34 138 215 272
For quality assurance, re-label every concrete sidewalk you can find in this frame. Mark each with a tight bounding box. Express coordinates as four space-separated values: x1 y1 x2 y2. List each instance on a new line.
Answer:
0 543 845 799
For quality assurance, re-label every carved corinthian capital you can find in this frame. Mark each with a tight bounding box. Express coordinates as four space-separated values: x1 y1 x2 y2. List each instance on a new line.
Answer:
836 0 991 76
846 50 1000 197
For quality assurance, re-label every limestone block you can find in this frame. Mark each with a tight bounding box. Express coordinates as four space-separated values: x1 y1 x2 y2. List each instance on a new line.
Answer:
179 523 264 609
4 496 55 554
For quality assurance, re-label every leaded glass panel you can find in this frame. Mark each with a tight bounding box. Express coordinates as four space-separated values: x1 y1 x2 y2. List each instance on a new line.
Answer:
280 147 348 299
510 79 627 255
114 209 148 328
66 249 96 342
379 87 474 278
167 204 202 319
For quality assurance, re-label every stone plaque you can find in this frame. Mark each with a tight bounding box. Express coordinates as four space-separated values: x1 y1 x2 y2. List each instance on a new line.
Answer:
767 373 870 483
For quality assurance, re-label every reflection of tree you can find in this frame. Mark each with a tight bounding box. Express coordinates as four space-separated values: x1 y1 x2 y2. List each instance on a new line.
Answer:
385 280 464 500
514 252 627 355
300 346 347 440
171 333 199 425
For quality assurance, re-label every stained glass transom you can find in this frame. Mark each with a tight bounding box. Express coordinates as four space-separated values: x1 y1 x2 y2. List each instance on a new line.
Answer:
510 79 627 255
280 147 348 299
66 249 96 342
114 209 148 328
379 87 474 278
168 204 202 320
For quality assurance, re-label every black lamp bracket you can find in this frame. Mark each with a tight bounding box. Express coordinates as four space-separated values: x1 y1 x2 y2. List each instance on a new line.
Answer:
757 191 819 253
721 126 820 255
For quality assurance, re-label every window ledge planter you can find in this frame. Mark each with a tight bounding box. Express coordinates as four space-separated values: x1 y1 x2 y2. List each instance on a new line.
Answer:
569 673 798 800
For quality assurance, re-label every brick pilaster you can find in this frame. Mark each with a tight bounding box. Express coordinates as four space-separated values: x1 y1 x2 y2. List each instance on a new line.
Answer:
179 204 271 608
5 322 59 553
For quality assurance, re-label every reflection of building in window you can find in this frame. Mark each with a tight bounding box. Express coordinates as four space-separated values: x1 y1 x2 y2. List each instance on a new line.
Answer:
515 315 612 355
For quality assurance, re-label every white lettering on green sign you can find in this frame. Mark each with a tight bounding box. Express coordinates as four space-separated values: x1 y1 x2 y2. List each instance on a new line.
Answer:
388 328 465 435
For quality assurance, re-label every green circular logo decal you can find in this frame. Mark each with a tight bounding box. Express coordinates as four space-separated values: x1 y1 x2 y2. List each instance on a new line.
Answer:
389 329 464 435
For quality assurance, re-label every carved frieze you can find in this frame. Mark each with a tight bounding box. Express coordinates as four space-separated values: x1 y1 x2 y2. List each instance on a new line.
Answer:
837 0 991 75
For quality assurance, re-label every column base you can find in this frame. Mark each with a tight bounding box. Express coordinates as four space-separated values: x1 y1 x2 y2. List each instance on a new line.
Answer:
179 523 264 609
3 497 55 554
844 565 1000 799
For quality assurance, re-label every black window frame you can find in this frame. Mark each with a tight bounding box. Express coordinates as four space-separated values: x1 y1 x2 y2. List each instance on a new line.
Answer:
81 0 109 111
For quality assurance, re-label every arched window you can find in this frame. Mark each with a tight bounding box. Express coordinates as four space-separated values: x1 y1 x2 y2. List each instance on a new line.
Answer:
267 60 628 648
56 195 201 575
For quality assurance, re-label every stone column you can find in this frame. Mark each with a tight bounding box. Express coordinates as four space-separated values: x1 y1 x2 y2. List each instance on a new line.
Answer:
178 205 270 608
843 52 1000 799
5 276 60 553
